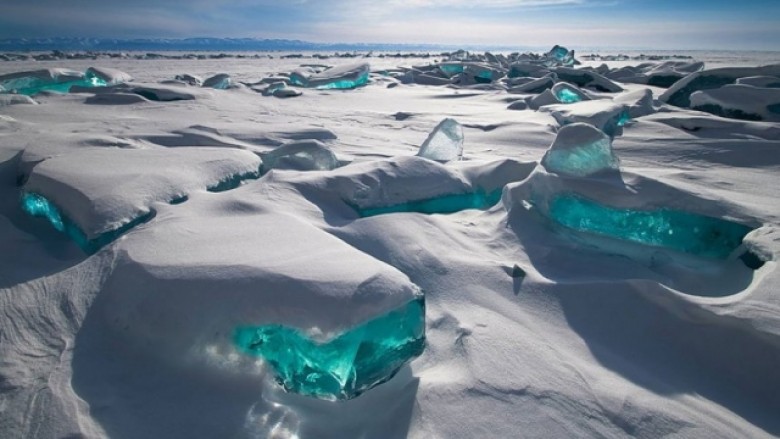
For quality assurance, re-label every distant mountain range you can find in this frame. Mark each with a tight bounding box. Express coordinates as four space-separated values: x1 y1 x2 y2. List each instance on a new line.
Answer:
0 37 483 52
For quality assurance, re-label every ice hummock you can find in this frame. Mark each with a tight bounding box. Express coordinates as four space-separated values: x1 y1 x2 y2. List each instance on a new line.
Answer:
416 118 464 162
541 123 619 177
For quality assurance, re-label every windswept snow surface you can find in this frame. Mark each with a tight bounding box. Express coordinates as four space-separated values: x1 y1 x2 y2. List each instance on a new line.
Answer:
1 50 780 439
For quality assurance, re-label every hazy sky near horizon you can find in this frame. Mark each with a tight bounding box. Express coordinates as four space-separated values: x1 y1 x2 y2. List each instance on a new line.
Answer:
1 0 779 50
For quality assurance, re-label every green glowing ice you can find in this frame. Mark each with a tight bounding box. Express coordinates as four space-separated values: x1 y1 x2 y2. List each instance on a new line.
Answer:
20 192 152 254
1 72 107 96
549 194 753 259
234 297 425 400
439 64 465 75
555 87 582 103
21 192 65 231
356 190 502 217
313 71 370 90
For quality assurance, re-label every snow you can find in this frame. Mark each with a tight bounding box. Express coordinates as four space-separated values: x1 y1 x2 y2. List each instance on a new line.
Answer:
1 49 780 438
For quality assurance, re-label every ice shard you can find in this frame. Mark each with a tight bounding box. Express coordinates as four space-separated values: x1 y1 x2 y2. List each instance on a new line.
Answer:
549 194 753 259
417 118 464 162
234 297 425 400
541 123 619 177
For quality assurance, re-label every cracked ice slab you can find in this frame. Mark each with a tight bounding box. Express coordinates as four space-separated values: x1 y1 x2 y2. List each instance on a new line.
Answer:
22 147 261 241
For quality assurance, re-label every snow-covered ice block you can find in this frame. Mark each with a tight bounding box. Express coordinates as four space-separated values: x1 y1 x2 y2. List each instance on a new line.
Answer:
261 140 339 171
545 45 576 66
130 84 204 101
614 88 655 118
507 63 551 79
417 118 464 162
660 64 780 107
22 147 261 250
554 67 623 92
85 67 132 85
174 73 203 86
103 197 425 400
293 63 371 90
0 68 102 95
607 61 704 88
527 89 562 110
541 123 619 177
202 73 231 89
690 84 780 122
272 87 302 98
508 76 555 94
736 76 780 88
551 82 590 103
542 100 631 137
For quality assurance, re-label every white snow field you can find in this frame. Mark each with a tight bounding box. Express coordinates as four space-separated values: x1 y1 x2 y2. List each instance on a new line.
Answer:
1 48 780 438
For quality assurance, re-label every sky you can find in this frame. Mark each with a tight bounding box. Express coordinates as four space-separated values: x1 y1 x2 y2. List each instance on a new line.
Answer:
1 0 779 50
